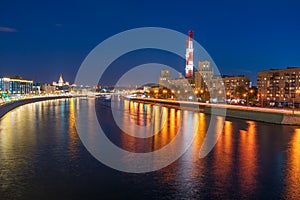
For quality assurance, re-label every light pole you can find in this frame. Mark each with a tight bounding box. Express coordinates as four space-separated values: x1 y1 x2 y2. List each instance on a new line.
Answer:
226 91 230 103
200 89 204 102
248 89 254 106
243 93 247 106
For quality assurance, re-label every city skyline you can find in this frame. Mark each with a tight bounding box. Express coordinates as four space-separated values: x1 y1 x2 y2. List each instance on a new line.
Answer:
0 0 300 85
1 2 300 198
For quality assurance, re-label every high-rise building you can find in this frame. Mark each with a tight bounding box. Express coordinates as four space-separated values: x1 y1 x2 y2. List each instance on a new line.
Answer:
195 60 214 90
0 76 33 95
257 67 300 103
185 30 194 78
158 70 172 88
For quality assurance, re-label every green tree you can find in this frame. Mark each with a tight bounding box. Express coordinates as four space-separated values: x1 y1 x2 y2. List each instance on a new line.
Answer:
235 86 247 99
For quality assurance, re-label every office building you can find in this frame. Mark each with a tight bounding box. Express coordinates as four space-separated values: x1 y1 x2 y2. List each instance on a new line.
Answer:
0 76 33 95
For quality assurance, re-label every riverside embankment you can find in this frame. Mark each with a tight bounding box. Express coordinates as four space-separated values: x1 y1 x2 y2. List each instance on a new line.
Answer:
0 96 72 119
130 97 300 125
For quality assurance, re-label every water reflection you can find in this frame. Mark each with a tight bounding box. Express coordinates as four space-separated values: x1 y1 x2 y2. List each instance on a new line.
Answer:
68 98 79 159
285 128 300 199
211 120 234 191
0 98 300 199
238 121 257 195
0 99 83 199
0 102 39 199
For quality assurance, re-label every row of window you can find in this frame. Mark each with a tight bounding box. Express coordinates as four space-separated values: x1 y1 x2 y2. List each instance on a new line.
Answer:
0 80 33 94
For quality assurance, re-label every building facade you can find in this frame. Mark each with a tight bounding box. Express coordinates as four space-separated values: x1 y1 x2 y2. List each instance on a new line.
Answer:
0 76 33 95
158 70 172 88
52 74 70 93
257 67 300 103
195 60 214 91
41 84 56 94
222 75 250 99
158 66 250 102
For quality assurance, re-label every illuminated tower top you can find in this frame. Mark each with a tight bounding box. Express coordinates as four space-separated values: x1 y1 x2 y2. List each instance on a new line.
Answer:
188 30 193 47
58 73 64 86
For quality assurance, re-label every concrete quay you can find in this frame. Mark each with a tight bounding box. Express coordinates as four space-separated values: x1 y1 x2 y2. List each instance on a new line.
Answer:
130 97 300 125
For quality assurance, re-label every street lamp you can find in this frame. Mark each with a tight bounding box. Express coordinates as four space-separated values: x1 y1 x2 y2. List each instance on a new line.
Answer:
243 93 247 105
226 91 230 97
248 89 254 106
226 91 230 104
199 89 204 102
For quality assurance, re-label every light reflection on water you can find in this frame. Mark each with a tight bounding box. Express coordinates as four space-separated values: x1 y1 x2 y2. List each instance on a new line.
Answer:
285 128 300 199
0 97 299 199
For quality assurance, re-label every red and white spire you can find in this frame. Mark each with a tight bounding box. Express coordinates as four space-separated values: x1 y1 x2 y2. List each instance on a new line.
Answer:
185 30 194 78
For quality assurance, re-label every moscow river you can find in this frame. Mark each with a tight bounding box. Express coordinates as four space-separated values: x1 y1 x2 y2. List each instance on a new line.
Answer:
0 97 299 199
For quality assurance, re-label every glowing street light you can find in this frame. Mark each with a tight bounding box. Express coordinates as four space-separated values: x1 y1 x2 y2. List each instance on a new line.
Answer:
247 89 254 106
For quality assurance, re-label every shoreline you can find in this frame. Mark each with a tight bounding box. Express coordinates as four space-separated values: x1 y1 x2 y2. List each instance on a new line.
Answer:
0 96 75 119
129 97 300 125
1 96 300 125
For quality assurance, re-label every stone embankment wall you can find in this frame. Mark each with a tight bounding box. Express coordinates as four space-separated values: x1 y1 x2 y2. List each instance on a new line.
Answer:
0 97 70 119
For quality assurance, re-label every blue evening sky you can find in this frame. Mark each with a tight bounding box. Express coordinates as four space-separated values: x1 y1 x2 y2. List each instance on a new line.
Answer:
0 0 299 85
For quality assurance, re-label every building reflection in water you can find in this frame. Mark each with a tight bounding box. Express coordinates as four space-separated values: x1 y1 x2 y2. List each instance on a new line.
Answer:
1 97 300 198
68 98 79 159
238 121 258 195
285 128 300 199
211 120 234 191
0 102 38 198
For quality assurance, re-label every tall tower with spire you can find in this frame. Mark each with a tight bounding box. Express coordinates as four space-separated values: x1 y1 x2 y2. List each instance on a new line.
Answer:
185 30 194 78
58 73 64 87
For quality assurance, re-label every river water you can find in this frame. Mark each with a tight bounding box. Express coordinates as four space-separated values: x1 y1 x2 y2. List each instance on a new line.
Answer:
0 97 299 199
